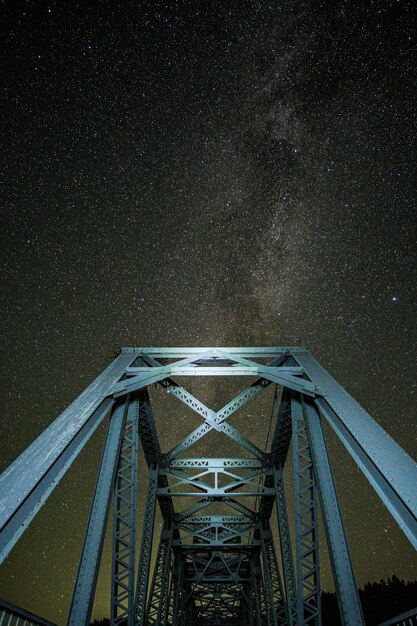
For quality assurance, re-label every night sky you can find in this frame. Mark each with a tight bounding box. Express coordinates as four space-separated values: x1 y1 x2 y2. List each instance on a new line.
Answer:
1 0 416 623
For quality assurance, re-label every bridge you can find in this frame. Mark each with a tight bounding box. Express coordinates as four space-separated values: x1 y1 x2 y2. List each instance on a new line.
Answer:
0 345 416 626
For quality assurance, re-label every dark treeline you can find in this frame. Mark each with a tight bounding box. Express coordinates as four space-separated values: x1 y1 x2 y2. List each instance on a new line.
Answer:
90 576 417 625
322 576 417 625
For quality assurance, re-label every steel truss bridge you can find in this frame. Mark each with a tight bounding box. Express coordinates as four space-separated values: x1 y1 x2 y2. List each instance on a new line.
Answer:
0 345 416 626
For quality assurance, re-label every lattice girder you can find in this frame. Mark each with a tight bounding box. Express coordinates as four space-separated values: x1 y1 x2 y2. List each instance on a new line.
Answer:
0 345 416 626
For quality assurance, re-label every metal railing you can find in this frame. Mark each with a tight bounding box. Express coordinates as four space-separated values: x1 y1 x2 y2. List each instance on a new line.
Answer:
378 606 417 626
0 599 57 626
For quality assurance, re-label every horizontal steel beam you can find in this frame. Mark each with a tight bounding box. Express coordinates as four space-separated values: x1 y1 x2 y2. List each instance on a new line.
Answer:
167 458 266 469
173 540 261 548
121 346 306 357
178 516 257 524
158 490 275 497
115 367 316 398
184 575 251 582
125 366 303 375
175 543 259 551
159 467 272 497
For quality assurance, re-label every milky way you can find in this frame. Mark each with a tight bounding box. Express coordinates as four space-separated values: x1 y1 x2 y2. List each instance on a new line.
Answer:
0 1 416 622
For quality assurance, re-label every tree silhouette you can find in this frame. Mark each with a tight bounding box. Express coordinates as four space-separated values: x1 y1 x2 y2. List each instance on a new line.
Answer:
90 577 417 625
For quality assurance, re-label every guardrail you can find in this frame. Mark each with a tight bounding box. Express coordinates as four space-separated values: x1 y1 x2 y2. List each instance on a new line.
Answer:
0 599 57 626
378 606 417 626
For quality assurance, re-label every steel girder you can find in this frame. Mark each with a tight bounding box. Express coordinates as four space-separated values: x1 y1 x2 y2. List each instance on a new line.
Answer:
253 551 269 626
300 396 365 626
134 464 159 626
182 551 250 584
137 387 161 463
291 393 321 626
68 397 130 626
1 345 416 626
260 523 288 626
185 581 245 624
176 515 258 539
292 352 417 550
273 466 297 625
250 555 264 626
162 382 268 463
158 462 274 498
0 352 136 564
111 394 139 626
146 523 174 625
258 388 296 623
170 554 185 626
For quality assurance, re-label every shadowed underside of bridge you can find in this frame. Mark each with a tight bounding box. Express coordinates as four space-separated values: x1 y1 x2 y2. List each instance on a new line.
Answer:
0 345 416 626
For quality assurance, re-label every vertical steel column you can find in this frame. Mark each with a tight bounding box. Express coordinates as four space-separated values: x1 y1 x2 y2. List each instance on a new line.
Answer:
260 523 288 626
240 585 252 626
166 554 175 626
146 523 174 625
111 394 139 626
255 551 269 626
291 393 321 626
134 464 159 626
170 555 185 626
250 556 263 626
273 466 297 625
67 397 129 626
182 582 194 626
302 397 364 626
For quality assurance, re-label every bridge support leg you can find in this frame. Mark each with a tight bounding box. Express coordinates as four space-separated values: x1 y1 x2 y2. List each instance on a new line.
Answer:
68 397 129 626
251 555 264 626
240 586 252 626
302 396 365 626
146 523 174 625
134 464 159 626
293 351 417 549
170 555 185 626
291 392 321 626
0 353 134 565
110 394 139 626
260 522 288 626
182 581 194 625
273 466 297 625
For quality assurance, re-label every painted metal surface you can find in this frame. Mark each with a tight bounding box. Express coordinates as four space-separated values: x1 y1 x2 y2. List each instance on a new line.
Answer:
134 465 158 626
111 395 139 626
294 352 417 549
67 398 128 626
146 524 174 625
120 346 305 357
0 352 134 558
273 466 297 625
0 397 113 564
1 345 416 626
260 523 288 626
302 397 364 626
292 393 321 626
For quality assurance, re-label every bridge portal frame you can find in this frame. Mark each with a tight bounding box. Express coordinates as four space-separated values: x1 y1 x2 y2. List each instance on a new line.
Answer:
0 345 416 626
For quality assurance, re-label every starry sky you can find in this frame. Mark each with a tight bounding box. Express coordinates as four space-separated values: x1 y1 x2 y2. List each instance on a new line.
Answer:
0 0 416 623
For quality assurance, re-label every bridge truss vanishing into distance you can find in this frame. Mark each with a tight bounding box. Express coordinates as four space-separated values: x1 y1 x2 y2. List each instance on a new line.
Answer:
0 344 416 626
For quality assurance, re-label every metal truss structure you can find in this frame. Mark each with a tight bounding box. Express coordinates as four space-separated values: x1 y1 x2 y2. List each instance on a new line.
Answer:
0 345 416 626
